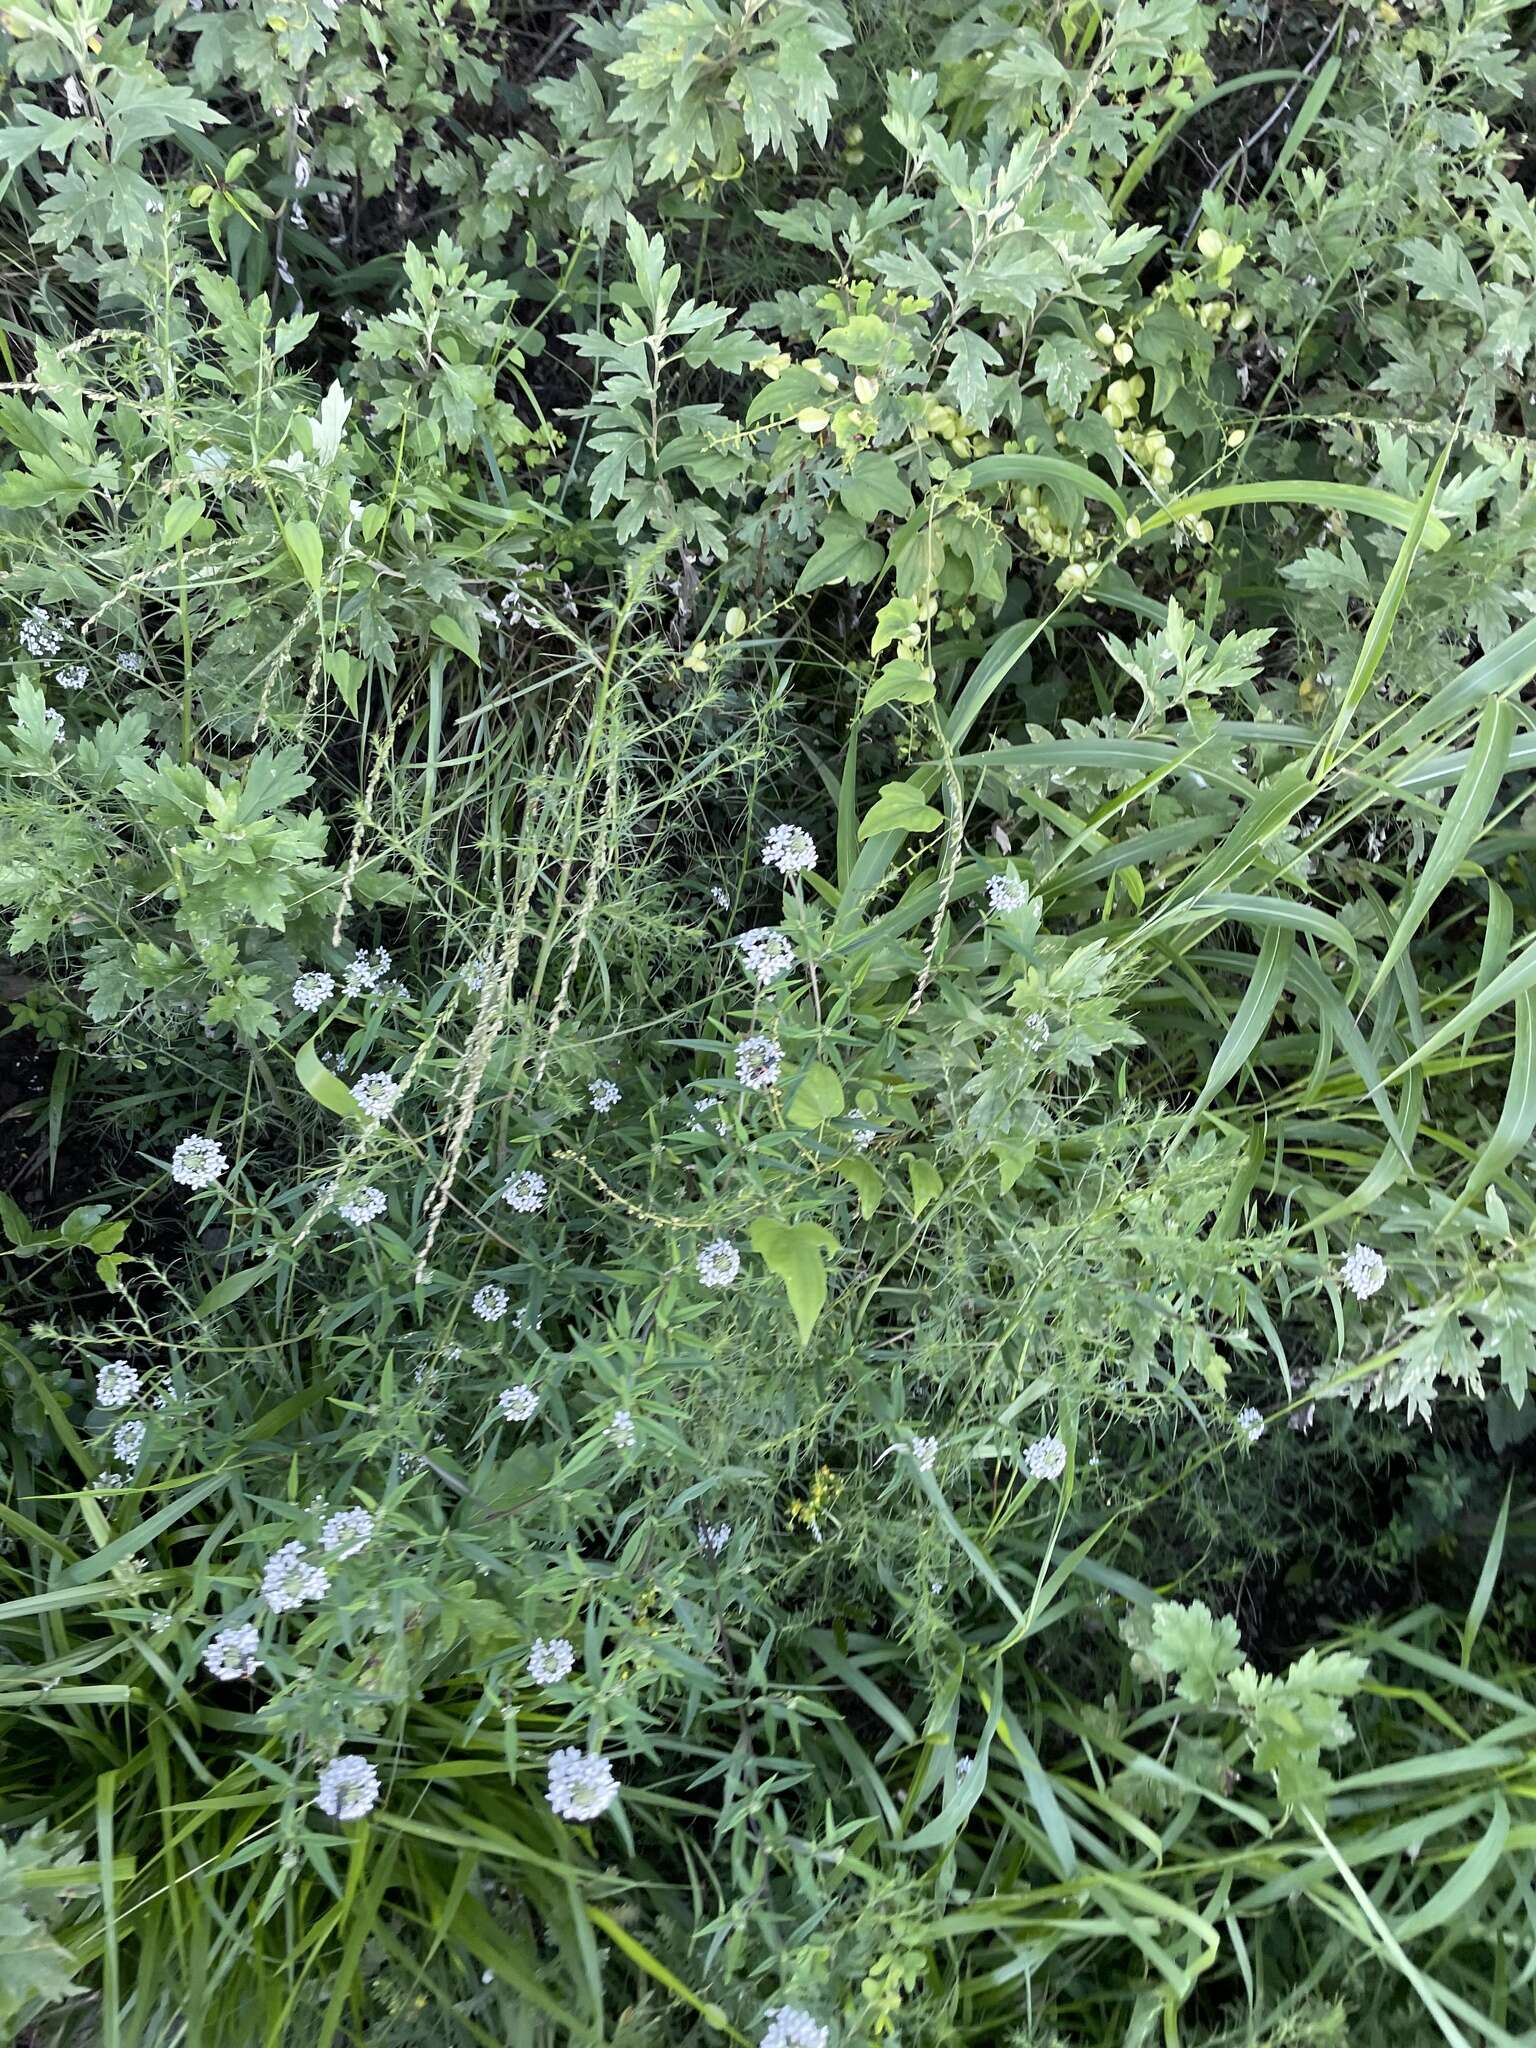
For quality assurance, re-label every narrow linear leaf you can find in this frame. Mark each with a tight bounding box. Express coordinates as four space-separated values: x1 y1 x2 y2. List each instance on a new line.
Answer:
1369 695 1514 1001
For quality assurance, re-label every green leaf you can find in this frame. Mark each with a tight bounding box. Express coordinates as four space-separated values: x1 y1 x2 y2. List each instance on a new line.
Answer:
837 1157 882 1217
955 453 1128 527
858 779 944 839
795 509 883 596
1137 480 1449 552
282 517 324 592
161 495 202 547
1369 694 1514 1000
431 612 481 663
1319 443 1453 773
861 660 934 716
786 1062 845 1127
295 1035 360 1119
904 1155 942 1217
1186 923 1294 1121
191 1260 277 1318
749 1219 837 1345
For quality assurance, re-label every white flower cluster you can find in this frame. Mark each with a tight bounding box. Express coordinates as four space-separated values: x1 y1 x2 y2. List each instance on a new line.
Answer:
688 1095 730 1137
696 1237 741 1289
1236 1405 1265 1445
261 1541 330 1613
97 1358 140 1409
986 873 1030 916
527 1636 575 1684
112 1419 146 1471
498 1383 539 1422
336 1186 386 1227
546 1747 619 1821
697 1521 732 1557
463 954 493 994
58 664 89 691
908 1436 938 1473
292 970 335 1012
589 1078 622 1113
709 883 730 909
1024 1434 1067 1482
734 1035 782 1091
736 927 795 986
473 1284 509 1323
500 1169 547 1214
607 1408 636 1449
315 1754 380 1821
849 1121 878 1151
1339 1242 1387 1301
352 1071 402 1121
761 2008 829 2048
116 650 142 674
170 1135 227 1190
204 1623 261 1681
762 824 818 877
343 947 392 997
20 607 63 658
320 1506 374 1558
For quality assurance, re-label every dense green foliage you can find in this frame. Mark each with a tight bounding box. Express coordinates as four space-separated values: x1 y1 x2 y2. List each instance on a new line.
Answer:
1 0 1534 2043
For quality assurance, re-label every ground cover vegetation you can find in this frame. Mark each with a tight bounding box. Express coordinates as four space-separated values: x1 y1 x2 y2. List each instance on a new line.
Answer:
1 0 1535 2042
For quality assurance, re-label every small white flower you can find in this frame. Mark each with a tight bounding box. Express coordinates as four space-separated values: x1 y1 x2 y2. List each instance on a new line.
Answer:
336 1186 387 1227
261 1541 330 1613
57 664 89 691
527 1636 575 1684
320 1506 374 1559
500 1169 547 1214
315 1754 380 1821
907 1435 938 1473
170 1135 227 1190
1236 1405 1265 1445
1024 1434 1067 1482
709 884 730 909
697 1520 732 1557
955 1753 975 1783
696 1237 741 1289
351 1071 402 1121
589 1078 621 1113
687 1094 731 1136
497 1383 539 1422
112 1419 146 1470
42 708 65 746
986 872 1030 916
1339 1242 1387 1301
850 1121 878 1151
512 1305 541 1335
291 970 335 1012
19 607 62 658
343 948 392 997
762 824 818 877
546 1747 619 1821
116 650 142 674
97 1358 140 1409
204 1623 261 1681
473 1285 510 1323
463 954 493 993
736 927 795 986
760 2008 829 2048
734 1034 782 1091
607 1408 636 1449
